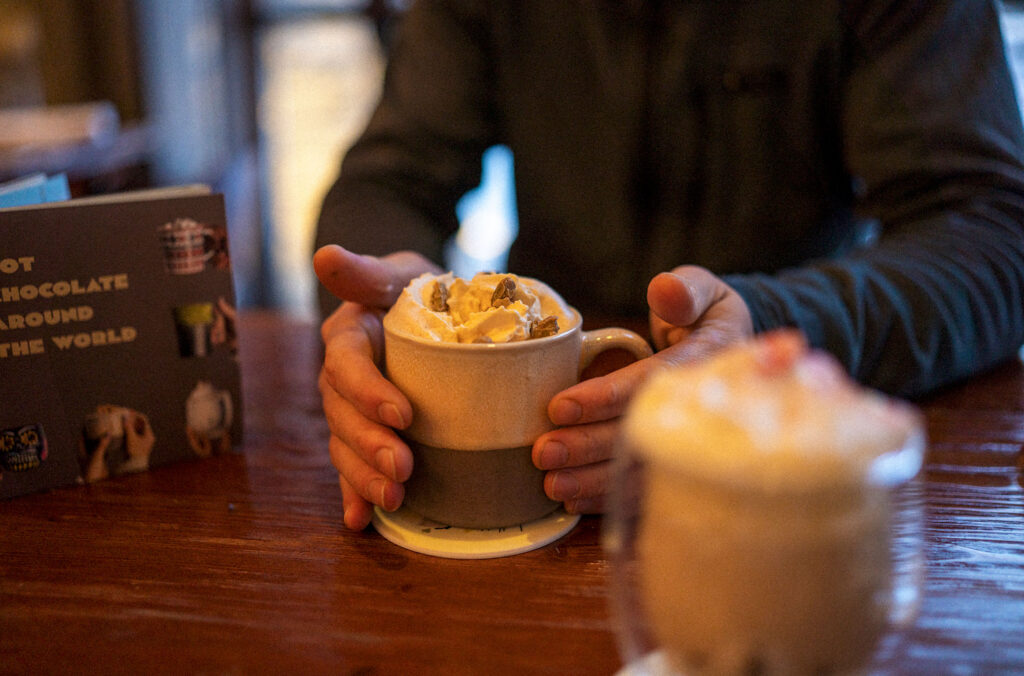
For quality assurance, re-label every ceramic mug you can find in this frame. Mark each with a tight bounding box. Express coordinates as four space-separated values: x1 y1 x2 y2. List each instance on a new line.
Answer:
384 308 652 528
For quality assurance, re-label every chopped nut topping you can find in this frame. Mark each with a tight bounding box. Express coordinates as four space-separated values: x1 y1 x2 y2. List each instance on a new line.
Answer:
490 276 517 307
429 280 449 312
530 315 559 338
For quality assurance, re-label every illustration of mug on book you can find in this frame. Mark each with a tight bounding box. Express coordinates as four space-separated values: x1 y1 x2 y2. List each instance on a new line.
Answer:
172 297 237 358
158 217 230 274
185 381 233 458
79 405 155 483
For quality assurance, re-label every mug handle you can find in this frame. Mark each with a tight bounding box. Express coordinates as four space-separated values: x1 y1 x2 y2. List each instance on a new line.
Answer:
579 327 653 376
201 226 218 263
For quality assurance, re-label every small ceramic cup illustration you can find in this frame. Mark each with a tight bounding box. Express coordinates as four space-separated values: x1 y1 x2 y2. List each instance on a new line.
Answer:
186 381 233 440
159 218 214 275
172 302 215 357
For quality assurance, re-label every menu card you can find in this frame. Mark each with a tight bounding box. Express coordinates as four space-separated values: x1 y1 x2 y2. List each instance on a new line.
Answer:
0 183 242 499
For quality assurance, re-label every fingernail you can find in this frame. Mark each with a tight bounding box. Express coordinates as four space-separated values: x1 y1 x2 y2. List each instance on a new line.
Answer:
375 447 397 480
378 402 406 428
369 477 389 508
550 399 582 425
538 440 568 469
550 471 580 501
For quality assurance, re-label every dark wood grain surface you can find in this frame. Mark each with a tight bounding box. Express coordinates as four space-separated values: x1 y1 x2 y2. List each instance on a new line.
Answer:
2 311 1023 675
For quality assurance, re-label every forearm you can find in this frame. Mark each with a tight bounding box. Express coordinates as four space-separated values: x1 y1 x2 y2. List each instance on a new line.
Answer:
728 203 1024 397
728 0 1024 398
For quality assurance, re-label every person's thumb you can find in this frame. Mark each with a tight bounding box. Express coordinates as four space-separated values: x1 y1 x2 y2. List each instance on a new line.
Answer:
313 245 439 309
647 266 720 327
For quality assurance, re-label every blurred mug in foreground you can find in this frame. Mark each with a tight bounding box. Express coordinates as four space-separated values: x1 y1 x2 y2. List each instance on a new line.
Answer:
606 331 925 676
383 272 653 529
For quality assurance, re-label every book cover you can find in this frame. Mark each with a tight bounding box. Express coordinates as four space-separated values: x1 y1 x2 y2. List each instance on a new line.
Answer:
0 187 241 498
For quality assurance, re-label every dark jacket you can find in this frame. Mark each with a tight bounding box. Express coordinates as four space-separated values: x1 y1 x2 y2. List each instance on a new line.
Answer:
316 0 1024 397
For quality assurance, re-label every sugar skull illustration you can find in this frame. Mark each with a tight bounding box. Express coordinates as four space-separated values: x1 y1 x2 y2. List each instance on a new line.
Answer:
1 424 48 472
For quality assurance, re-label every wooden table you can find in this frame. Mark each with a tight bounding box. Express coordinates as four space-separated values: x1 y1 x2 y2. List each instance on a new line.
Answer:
2 311 1023 675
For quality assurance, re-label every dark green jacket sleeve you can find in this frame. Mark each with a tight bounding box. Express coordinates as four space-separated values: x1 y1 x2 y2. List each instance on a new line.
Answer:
314 0 493 316
727 0 1024 398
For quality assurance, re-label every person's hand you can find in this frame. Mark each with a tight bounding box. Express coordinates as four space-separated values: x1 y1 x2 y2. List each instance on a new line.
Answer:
187 426 214 459
210 296 238 352
313 244 441 530
83 434 111 483
531 265 754 513
187 427 231 458
124 412 155 460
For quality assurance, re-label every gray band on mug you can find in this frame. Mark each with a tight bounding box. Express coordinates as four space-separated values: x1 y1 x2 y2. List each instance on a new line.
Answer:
402 439 559 529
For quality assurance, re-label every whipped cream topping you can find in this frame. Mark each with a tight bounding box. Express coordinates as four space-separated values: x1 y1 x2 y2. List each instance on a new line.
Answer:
625 331 923 491
383 272 575 344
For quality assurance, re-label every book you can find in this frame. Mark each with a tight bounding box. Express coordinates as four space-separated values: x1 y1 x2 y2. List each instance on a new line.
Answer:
0 181 241 499
0 172 71 208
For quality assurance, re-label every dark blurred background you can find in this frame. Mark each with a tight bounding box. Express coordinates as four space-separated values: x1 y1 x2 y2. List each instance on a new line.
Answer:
1 0 1022 319
0 0 407 319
